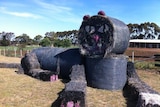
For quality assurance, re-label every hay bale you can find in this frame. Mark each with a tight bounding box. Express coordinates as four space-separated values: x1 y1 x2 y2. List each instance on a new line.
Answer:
29 69 56 81
60 91 85 107
126 62 160 107
22 53 40 71
0 62 20 68
59 65 87 107
69 64 86 82
21 47 83 79
78 14 130 57
85 54 127 90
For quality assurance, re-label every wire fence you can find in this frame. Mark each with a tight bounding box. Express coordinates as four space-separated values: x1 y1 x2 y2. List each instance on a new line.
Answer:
0 49 30 57
1 49 160 68
130 51 160 69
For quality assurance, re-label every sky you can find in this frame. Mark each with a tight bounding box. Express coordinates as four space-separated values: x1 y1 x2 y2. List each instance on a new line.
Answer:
0 0 160 38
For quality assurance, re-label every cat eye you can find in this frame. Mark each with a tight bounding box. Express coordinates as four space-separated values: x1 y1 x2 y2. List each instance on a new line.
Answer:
104 24 109 32
85 25 90 33
98 26 104 33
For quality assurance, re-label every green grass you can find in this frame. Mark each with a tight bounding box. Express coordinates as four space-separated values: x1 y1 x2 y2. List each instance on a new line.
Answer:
0 45 39 51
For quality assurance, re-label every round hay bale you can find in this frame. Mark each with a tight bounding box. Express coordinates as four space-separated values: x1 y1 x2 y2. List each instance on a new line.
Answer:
85 54 127 90
78 14 130 57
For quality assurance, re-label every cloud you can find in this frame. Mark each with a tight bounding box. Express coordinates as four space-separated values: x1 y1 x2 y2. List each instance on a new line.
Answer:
0 7 42 19
33 0 82 24
34 0 72 13
5 11 41 19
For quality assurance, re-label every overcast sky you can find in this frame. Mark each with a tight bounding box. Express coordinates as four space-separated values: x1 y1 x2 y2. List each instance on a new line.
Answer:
0 0 159 38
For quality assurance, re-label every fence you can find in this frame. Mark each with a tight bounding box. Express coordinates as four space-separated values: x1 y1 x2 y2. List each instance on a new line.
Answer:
130 51 160 68
0 49 30 57
1 49 160 68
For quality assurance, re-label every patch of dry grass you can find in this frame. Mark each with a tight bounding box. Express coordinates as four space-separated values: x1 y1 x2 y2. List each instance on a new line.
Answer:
0 55 21 63
0 55 160 107
86 88 126 107
137 70 160 92
0 68 64 107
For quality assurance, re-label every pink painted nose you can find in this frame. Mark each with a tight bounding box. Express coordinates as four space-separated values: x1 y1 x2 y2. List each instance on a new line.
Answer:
93 35 99 42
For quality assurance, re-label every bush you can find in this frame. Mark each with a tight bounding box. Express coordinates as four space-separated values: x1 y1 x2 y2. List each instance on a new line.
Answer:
54 39 71 47
39 38 51 47
134 61 156 69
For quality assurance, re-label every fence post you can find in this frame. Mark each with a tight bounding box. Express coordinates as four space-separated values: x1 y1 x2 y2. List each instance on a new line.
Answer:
14 48 17 57
0 49 1 55
27 50 29 53
20 50 22 57
3 49 5 56
132 51 134 63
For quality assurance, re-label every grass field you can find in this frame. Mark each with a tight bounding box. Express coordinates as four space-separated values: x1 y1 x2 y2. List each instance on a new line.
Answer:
0 55 160 107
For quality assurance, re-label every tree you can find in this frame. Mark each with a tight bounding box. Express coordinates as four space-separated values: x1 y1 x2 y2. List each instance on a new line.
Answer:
39 38 51 47
14 34 32 45
34 35 43 45
0 31 15 46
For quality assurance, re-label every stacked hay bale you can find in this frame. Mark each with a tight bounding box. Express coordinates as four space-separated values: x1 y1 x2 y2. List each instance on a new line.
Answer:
78 11 130 90
126 62 160 107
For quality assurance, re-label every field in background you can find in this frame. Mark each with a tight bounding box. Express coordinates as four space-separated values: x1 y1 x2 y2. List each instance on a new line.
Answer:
0 55 160 107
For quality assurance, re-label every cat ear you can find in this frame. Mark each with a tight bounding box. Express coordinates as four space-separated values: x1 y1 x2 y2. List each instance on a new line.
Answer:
98 10 105 16
83 15 90 20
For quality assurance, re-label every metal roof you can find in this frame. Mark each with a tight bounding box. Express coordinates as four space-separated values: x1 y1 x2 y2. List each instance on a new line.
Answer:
129 39 160 43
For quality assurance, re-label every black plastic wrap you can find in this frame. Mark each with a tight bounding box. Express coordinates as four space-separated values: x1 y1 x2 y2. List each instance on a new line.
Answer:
85 54 127 90
29 47 84 79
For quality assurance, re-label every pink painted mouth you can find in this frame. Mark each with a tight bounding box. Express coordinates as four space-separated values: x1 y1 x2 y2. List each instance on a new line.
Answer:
93 35 99 42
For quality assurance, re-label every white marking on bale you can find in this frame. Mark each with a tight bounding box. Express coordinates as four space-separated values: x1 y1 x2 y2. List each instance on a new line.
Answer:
80 49 86 55
140 92 160 105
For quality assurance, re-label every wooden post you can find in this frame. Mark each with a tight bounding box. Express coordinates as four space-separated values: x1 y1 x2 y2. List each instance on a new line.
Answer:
14 48 17 57
3 49 5 56
0 49 1 55
132 51 134 63
20 50 22 57
27 50 29 53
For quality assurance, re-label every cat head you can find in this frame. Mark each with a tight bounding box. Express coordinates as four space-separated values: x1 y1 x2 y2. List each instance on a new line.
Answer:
78 11 114 58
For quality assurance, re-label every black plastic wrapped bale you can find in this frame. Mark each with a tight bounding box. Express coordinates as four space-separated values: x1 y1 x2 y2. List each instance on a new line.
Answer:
21 47 84 79
85 54 127 90
78 13 130 58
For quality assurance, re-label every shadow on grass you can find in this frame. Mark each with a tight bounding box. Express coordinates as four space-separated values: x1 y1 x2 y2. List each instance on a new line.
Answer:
123 84 138 107
51 89 64 107
51 79 69 107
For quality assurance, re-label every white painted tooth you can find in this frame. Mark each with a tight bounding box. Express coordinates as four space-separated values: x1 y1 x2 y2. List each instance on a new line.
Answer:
90 26 95 33
104 24 109 32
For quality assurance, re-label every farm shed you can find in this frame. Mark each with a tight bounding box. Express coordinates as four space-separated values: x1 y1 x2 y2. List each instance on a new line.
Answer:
129 39 160 48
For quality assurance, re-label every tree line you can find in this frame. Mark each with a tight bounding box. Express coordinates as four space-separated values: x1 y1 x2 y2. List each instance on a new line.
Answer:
1 22 160 48
0 30 78 48
128 22 160 39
